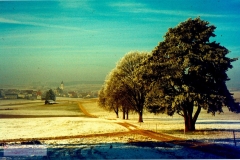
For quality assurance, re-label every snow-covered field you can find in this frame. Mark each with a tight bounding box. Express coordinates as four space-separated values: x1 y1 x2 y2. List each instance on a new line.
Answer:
0 117 129 140
0 93 240 159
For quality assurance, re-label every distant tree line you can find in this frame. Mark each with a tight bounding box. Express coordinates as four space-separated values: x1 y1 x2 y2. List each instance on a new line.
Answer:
98 17 239 131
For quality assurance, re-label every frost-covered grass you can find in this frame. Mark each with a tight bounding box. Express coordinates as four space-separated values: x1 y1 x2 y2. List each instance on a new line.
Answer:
0 94 240 159
126 108 240 146
0 103 85 117
0 117 129 140
0 142 223 159
1 97 239 143
78 95 240 147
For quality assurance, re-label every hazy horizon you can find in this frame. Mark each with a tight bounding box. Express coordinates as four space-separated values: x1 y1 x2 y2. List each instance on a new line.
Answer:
1 1 240 89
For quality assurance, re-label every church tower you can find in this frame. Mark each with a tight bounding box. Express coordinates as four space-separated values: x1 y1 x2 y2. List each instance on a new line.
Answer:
60 81 64 90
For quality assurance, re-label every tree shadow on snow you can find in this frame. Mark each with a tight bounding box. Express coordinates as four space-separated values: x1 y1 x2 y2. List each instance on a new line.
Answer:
169 139 240 159
1 140 238 159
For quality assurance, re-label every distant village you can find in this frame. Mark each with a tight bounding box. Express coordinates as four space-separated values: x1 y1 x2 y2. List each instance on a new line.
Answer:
0 81 98 100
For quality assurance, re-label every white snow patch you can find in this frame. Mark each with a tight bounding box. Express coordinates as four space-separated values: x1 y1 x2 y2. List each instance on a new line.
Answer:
0 117 128 140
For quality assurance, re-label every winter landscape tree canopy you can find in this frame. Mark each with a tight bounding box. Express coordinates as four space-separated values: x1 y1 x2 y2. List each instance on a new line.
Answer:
141 17 239 131
99 17 239 131
98 51 149 122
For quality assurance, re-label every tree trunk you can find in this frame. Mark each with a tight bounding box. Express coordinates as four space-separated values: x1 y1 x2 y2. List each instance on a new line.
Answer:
183 102 201 132
126 108 129 120
184 114 195 131
122 106 126 119
114 107 119 118
122 110 125 119
138 110 143 122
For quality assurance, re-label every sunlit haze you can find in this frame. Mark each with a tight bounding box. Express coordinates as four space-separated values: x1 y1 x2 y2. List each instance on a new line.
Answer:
0 0 239 89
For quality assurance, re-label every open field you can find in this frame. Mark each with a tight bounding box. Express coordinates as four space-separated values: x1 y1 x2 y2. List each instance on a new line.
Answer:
0 100 86 118
0 93 240 159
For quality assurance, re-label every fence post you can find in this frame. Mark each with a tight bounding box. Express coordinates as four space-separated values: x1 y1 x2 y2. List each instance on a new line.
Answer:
233 130 236 146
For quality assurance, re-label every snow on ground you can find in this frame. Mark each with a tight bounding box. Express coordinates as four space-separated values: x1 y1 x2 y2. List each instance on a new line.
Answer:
1 95 240 159
80 97 240 151
125 109 240 147
43 142 222 159
0 117 128 140
0 142 223 159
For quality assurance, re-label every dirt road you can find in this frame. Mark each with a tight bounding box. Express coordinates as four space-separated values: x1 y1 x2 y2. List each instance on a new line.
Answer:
1 100 240 158
78 102 97 118
77 101 240 159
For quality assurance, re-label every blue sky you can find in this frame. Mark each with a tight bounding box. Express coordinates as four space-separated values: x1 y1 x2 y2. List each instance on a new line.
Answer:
0 0 240 89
